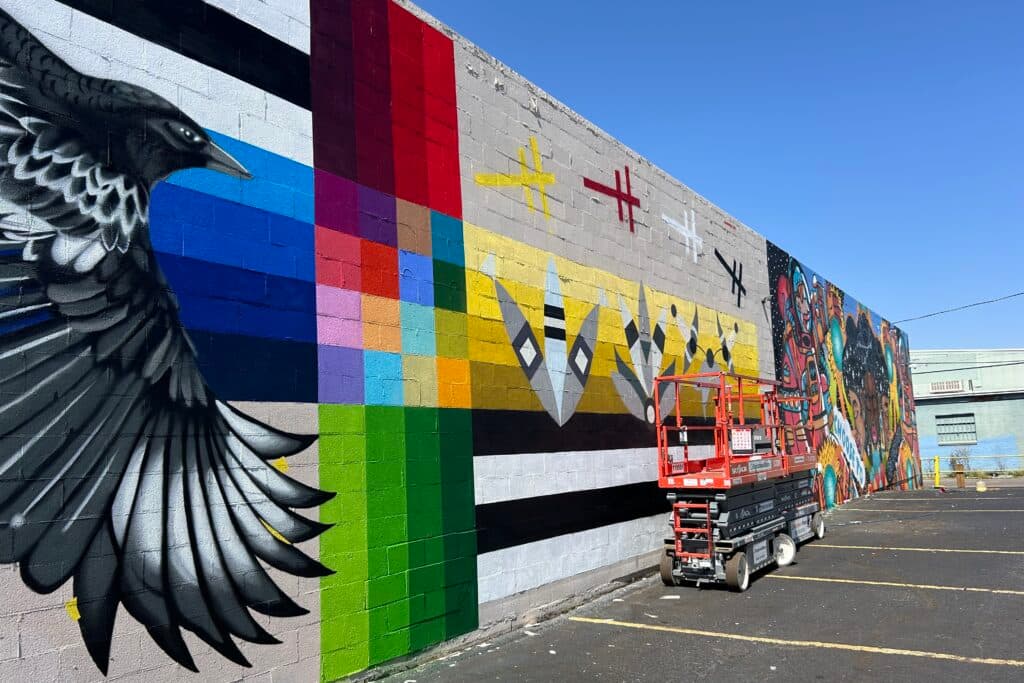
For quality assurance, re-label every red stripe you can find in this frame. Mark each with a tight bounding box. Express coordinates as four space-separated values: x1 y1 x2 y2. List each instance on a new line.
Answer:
389 3 429 208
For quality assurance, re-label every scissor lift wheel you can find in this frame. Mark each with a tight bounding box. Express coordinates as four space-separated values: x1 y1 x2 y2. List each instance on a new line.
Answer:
725 552 750 592
812 512 826 539
660 546 680 586
775 533 796 567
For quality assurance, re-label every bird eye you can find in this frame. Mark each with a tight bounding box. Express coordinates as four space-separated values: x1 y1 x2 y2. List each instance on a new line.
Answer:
176 125 204 146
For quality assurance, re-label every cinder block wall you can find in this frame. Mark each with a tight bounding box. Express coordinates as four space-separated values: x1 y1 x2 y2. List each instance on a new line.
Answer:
0 1 920 681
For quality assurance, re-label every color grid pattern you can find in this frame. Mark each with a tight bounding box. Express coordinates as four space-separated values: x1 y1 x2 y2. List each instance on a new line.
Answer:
310 1 477 678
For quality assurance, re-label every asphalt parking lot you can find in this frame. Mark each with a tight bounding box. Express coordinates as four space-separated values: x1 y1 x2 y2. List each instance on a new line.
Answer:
387 485 1024 682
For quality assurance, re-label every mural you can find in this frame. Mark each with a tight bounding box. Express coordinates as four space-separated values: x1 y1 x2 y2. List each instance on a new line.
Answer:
464 223 761 434
482 255 599 426
474 136 556 221
310 1 479 678
583 165 641 233
611 284 677 424
714 248 747 307
0 7 331 674
767 241 921 506
0 1 923 680
662 210 703 264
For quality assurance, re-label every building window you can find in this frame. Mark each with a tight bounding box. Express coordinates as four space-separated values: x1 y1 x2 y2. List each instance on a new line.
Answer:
929 379 963 394
936 413 977 445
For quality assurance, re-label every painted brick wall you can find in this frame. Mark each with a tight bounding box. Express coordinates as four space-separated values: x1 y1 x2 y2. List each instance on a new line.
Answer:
0 1 919 681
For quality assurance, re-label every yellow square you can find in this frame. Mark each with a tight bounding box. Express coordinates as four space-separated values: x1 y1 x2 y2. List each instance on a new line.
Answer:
402 355 438 407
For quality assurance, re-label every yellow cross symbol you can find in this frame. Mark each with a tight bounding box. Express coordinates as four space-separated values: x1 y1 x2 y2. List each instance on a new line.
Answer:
474 136 556 219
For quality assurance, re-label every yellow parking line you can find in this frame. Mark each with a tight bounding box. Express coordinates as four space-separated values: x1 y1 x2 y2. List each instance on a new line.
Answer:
569 617 1024 667
766 574 1024 596
806 543 1024 555
841 508 1024 513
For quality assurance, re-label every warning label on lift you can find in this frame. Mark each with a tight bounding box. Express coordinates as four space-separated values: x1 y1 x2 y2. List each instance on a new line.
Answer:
752 539 769 566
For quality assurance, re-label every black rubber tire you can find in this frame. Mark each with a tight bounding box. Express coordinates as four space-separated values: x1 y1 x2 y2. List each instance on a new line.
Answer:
725 552 750 592
660 546 680 586
812 512 826 539
775 533 797 567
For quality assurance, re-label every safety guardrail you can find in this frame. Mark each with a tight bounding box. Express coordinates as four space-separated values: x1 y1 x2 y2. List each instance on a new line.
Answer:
922 454 1024 487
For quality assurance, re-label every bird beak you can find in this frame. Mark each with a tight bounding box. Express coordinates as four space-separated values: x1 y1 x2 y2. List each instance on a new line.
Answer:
204 141 252 179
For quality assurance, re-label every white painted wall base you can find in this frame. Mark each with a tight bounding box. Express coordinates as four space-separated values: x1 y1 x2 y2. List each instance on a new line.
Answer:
478 548 661 630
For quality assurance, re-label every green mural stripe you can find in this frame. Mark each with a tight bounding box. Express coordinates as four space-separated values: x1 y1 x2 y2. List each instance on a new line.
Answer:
319 405 371 681
439 408 479 639
365 406 411 665
404 407 446 652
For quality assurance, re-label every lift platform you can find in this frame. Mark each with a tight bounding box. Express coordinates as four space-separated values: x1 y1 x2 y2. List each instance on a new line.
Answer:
654 372 826 591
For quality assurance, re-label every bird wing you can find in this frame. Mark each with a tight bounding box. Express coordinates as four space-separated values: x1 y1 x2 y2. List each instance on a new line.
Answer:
0 234 334 673
0 225 334 671
0 10 333 674
0 9 146 256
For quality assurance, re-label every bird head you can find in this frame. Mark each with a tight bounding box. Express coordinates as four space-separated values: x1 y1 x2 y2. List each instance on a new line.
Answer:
129 115 252 183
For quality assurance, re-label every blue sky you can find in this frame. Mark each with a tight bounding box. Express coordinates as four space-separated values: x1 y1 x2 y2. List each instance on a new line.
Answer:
416 0 1023 350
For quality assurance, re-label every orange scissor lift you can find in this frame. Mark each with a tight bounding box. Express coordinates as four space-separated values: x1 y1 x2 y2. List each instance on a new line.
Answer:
654 372 826 591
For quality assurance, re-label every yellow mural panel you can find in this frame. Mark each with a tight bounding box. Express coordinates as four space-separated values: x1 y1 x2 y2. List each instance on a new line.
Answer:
463 223 759 418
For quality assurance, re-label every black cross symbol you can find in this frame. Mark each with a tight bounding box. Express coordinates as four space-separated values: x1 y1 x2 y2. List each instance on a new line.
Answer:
714 248 747 307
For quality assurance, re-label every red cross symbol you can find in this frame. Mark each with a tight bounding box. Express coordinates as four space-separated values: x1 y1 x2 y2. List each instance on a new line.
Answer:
583 166 641 232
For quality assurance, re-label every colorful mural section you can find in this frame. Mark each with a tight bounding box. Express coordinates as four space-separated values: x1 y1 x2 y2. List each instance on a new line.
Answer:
767 242 922 507
465 223 760 451
310 2 477 678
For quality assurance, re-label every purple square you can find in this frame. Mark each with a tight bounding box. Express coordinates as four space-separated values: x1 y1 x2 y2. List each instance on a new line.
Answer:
315 169 358 236
357 184 397 246
318 345 364 404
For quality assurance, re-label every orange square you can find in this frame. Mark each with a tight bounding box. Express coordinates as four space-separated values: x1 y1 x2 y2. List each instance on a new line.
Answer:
437 357 472 408
361 295 401 353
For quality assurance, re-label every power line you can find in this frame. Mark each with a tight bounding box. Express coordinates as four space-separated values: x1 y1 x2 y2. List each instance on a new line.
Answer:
911 359 1024 365
911 360 1024 376
895 290 1024 323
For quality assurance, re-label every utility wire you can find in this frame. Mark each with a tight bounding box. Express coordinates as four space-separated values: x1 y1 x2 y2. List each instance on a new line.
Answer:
895 290 1024 323
911 360 1024 375
912 359 1024 365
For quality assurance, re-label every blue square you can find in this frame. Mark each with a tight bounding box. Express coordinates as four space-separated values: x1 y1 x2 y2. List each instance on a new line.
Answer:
400 302 437 357
364 351 403 406
399 250 435 307
430 211 465 267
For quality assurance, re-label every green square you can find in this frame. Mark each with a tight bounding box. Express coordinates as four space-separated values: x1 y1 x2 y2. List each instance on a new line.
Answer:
409 617 446 652
404 406 440 436
368 548 389 580
387 543 411 574
319 404 366 435
433 260 467 313
386 599 412 630
319 578 367 614
443 556 477 585
422 589 447 620
322 646 369 683
376 514 408 546
409 563 445 593
367 606 388 636
370 629 412 665
368 573 408 608
367 487 406 520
